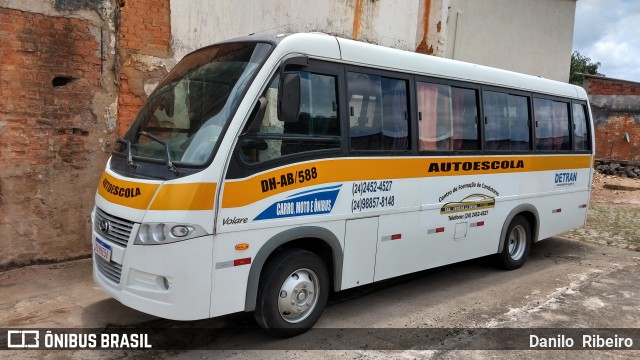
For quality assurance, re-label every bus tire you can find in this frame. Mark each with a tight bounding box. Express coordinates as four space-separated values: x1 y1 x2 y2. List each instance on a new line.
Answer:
497 215 531 270
254 248 329 338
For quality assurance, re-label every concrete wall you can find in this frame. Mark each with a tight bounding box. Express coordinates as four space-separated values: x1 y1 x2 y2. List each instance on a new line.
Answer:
583 75 640 162
169 0 422 59
0 0 118 268
169 0 575 81
445 0 576 82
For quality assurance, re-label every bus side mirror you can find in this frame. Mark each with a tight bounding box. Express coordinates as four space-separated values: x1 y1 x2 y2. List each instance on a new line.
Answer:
278 72 301 123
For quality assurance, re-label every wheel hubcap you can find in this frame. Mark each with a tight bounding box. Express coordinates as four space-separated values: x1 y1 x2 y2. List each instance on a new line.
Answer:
277 268 319 323
508 224 527 260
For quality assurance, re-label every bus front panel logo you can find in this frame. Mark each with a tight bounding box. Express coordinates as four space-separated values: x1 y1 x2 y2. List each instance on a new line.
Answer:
99 219 110 233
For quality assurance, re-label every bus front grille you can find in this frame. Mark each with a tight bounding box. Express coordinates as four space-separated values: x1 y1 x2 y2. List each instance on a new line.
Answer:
94 207 134 248
95 255 123 284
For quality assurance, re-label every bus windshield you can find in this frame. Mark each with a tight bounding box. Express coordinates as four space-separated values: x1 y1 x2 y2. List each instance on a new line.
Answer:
117 42 272 168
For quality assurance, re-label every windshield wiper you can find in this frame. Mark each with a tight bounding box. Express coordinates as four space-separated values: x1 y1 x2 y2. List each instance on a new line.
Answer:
138 131 180 176
116 138 138 169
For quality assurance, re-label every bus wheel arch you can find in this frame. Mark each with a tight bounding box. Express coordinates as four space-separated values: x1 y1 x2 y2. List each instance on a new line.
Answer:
244 226 343 313
496 205 539 269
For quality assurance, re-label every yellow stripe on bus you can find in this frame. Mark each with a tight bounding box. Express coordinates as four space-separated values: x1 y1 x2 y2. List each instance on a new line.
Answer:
97 172 160 210
221 155 592 208
150 183 217 211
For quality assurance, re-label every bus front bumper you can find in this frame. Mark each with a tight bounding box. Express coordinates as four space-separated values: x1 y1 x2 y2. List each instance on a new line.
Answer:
92 233 214 321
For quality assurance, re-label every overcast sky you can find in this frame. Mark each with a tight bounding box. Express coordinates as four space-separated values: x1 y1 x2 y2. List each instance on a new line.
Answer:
573 0 640 82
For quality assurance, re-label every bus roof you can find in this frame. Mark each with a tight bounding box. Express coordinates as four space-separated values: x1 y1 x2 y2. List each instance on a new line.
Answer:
210 32 586 100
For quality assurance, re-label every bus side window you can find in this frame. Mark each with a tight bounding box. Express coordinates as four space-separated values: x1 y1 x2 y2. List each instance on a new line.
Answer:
552 101 571 150
238 71 340 164
348 72 409 151
417 82 479 151
482 91 530 151
572 103 591 151
282 72 340 155
534 98 571 151
507 95 531 150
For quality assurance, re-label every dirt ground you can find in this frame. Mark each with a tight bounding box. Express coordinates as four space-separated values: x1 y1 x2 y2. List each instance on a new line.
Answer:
589 172 640 204
562 172 640 251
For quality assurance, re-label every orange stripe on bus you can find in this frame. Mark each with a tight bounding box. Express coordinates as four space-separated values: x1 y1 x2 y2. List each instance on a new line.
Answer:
221 155 592 208
150 183 217 211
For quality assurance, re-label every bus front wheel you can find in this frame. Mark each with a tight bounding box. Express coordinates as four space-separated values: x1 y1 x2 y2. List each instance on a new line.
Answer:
254 248 329 337
497 215 531 270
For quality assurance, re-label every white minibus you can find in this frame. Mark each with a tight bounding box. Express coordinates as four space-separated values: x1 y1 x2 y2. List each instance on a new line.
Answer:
92 33 594 337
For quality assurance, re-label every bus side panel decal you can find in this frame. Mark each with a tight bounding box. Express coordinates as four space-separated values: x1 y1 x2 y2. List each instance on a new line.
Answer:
254 185 341 220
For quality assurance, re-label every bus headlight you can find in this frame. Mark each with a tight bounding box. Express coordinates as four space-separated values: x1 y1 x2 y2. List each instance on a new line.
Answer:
171 225 191 237
134 223 207 245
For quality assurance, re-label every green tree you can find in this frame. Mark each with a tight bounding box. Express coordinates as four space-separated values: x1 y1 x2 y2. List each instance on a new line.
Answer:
570 51 601 86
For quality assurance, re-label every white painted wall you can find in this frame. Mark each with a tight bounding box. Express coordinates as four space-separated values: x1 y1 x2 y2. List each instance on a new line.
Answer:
445 0 576 82
169 0 420 59
169 0 576 82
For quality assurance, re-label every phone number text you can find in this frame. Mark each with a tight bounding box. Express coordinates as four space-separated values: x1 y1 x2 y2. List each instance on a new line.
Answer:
352 180 393 196
351 195 396 212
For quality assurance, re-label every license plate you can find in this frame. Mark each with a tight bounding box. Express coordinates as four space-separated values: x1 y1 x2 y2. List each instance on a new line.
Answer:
94 238 112 262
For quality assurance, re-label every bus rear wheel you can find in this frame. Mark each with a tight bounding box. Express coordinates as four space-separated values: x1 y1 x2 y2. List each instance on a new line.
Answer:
254 248 329 338
497 215 531 270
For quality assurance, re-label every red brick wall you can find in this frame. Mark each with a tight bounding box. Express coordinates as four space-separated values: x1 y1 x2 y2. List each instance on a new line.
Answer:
0 7 105 267
583 76 640 162
0 1 174 268
593 115 640 162
0 9 100 164
584 77 640 96
117 0 172 135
